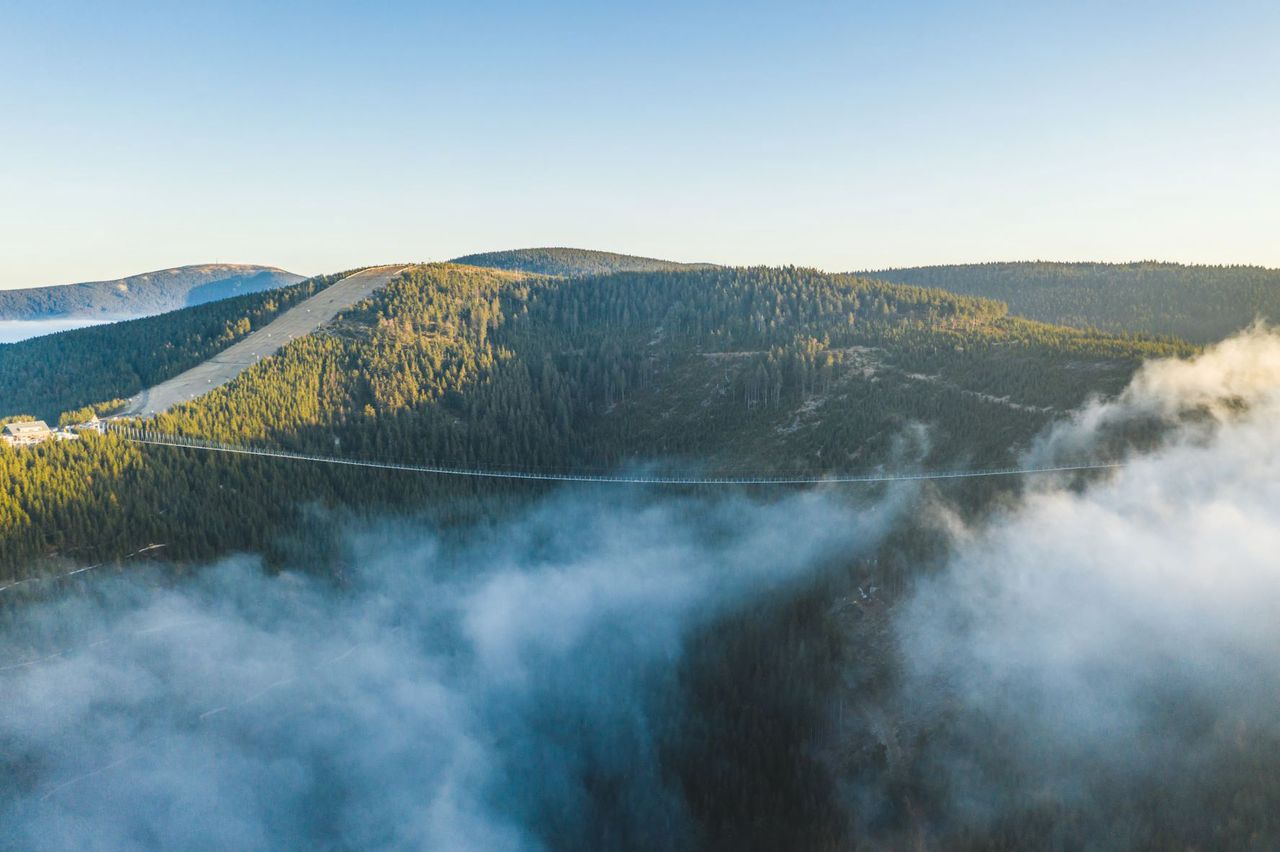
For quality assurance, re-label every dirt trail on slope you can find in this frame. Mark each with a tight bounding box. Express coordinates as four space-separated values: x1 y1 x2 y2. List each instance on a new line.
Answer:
120 265 408 417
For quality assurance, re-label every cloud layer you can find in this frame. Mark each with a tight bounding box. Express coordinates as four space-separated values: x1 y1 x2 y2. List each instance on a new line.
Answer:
0 491 896 851
897 325 1280 828
6 327 1280 848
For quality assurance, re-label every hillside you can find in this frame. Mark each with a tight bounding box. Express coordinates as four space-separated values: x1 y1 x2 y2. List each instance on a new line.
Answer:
0 271 356 423
452 246 717 277
0 262 1188 574
0 264 304 321
865 261 1280 343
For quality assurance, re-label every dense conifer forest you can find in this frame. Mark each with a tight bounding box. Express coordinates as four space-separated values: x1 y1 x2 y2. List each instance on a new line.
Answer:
867 260 1280 343
0 270 358 422
0 262 1187 576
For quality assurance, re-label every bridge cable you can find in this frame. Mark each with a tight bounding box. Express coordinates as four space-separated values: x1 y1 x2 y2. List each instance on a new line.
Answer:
117 431 1123 486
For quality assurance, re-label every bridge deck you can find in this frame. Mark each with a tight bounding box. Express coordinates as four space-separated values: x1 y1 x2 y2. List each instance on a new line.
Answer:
118 430 1125 486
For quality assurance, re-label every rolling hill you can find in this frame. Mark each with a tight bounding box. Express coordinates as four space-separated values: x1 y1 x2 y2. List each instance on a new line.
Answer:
0 260 1188 574
864 261 1280 343
452 246 717 276
0 263 304 321
0 271 356 423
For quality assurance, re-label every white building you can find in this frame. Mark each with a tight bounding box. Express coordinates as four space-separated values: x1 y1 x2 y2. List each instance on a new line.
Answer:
74 414 106 435
1 420 54 447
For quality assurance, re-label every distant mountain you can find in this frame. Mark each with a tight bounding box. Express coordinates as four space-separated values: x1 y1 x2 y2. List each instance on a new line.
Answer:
452 247 717 277
0 264 305 321
863 261 1280 343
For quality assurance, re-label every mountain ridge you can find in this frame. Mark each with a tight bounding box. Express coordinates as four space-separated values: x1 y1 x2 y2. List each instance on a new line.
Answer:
0 263 305 321
863 260 1280 343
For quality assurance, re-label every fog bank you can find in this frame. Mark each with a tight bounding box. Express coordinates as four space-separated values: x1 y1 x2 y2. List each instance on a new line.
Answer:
897 325 1280 832
0 491 898 850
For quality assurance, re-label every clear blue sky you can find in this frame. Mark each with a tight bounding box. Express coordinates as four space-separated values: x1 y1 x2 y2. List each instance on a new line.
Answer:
2 0 1277 288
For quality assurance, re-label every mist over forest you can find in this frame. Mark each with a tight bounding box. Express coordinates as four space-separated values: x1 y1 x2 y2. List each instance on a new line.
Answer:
1 491 897 849
3 326 1278 849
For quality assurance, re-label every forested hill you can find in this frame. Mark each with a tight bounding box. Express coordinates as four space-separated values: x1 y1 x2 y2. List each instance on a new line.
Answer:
452 247 717 276
0 264 304 320
0 262 1190 574
864 261 1280 343
0 271 355 423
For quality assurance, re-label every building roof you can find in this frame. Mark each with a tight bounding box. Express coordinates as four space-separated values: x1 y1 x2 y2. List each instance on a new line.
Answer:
3 421 51 436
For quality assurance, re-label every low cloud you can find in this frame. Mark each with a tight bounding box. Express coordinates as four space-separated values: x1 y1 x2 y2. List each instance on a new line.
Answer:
9 328 1279 847
0 490 900 850
896 325 1280 832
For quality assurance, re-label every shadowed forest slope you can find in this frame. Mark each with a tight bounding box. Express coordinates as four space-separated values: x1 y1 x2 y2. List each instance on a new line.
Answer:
866 261 1280 343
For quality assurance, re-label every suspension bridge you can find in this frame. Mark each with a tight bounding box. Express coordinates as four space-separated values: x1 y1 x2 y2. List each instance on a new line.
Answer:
112 427 1123 486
